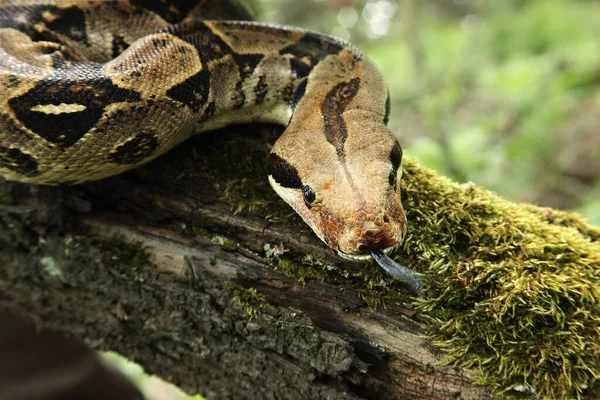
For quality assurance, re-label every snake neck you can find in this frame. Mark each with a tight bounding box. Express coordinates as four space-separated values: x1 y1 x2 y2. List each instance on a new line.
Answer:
160 21 388 132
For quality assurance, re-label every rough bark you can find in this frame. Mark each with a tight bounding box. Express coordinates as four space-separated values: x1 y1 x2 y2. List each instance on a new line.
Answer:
1 125 497 400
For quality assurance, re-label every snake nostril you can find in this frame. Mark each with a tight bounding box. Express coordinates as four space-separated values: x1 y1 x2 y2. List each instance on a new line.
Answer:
383 215 390 223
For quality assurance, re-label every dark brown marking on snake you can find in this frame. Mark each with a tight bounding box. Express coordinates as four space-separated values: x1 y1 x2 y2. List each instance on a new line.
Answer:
168 23 264 77
384 91 391 125
233 53 264 80
109 131 159 165
6 75 20 89
112 35 129 58
268 153 303 189
166 68 211 112
290 78 308 110
390 141 402 171
44 6 88 44
151 38 169 48
280 33 344 78
168 22 228 62
8 64 141 148
168 23 263 107
281 82 295 103
321 78 361 161
0 146 39 176
389 141 402 188
254 75 268 103
232 80 246 109
50 53 68 70
289 58 312 79
202 101 216 121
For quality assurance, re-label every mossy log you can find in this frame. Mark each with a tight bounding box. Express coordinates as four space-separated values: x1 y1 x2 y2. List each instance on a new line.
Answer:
1 125 598 400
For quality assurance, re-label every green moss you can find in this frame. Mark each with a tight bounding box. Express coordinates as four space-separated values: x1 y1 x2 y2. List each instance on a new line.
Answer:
0 190 13 205
275 258 329 285
225 282 271 319
398 157 599 399
66 234 153 278
194 227 238 248
266 245 412 309
190 127 297 222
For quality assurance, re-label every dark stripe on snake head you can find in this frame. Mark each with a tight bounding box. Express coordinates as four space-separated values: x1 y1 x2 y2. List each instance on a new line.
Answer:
8 65 141 148
384 91 391 125
108 131 160 165
321 78 360 161
280 33 344 79
268 153 302 189
389 141 402 188
0 146 39 176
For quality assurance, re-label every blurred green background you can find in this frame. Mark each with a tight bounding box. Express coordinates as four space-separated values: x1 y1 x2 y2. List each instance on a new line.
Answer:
256 0 600 226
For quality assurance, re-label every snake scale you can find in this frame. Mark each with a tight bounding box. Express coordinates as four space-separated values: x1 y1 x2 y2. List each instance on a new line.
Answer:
0 0 421 294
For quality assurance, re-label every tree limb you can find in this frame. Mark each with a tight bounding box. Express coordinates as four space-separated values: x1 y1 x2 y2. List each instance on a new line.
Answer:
1 125 597 399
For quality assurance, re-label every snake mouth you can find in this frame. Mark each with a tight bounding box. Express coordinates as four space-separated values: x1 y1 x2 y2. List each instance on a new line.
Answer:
336 245 396 261
337 246 422 296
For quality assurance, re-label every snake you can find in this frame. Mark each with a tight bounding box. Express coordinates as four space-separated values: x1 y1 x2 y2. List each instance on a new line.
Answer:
0 0 421 294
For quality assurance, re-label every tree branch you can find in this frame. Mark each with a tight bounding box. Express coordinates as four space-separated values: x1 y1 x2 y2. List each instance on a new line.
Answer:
1 125 597 399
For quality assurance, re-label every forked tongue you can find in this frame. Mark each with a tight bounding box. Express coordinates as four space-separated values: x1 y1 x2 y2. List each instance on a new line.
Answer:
371 249 423 297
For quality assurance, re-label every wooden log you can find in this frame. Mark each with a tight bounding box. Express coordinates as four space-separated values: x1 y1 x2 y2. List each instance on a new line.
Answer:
0 125 494 399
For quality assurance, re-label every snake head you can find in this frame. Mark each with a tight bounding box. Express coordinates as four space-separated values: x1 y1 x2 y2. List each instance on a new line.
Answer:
268 122 406 261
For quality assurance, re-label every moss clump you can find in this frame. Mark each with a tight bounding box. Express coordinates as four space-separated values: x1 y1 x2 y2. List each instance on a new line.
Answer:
225 282 271 319
192 126 297 221
275 258 330 285
0 190 13 205
398 157 599 399
267 246 412 308
65 234 153 278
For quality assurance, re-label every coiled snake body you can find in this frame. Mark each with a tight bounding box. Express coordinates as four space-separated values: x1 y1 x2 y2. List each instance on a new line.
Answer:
1 0 420 293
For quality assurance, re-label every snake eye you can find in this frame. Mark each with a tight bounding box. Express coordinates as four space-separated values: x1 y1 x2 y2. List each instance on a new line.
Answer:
302 185 316 208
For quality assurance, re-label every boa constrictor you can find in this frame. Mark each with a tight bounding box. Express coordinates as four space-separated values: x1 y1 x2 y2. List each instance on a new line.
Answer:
0 0 421 294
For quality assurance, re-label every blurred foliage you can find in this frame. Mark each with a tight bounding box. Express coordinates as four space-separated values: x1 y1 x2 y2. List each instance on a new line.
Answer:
256 0 600 226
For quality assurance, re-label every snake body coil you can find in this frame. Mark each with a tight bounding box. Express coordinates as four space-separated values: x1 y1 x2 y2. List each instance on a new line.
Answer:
1 0 416 290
